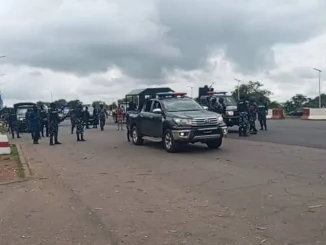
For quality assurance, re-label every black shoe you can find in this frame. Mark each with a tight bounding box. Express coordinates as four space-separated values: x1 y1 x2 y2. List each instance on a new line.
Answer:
77 133 80 141
49 138 54 145
81 134 86 141
55 141 62 144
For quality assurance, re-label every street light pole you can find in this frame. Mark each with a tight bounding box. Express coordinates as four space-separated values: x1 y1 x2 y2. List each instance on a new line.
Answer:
313 68 322 108
45 89 53 102
234 78 241 100
188 86 193 98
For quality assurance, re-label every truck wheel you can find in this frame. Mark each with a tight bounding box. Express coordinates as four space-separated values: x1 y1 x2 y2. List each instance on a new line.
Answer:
131 125 143 145
206 138 222 149
163 129 179 153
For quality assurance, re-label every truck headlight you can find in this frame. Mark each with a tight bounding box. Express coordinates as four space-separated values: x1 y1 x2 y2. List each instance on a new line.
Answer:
173 118 192 126
217 115 224 123
226 111 234 116
19 118 24 121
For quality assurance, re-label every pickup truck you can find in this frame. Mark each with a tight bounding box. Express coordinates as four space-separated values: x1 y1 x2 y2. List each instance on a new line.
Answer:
128 92 228 153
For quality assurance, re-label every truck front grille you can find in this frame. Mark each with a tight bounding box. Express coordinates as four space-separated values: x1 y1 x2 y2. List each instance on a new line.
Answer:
191 117 218 126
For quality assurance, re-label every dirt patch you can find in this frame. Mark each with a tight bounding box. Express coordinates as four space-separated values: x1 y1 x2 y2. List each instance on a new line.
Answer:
0 145 24 183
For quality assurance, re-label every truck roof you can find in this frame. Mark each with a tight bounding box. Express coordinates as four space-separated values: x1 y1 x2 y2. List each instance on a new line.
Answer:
126 87 174 96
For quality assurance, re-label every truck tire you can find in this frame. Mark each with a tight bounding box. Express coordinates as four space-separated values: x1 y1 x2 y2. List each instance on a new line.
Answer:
131 125 143 145
206 138 222 149
163 129 180 153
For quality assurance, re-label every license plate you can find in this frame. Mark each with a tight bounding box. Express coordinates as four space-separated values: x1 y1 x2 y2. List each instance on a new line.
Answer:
203 130 212 134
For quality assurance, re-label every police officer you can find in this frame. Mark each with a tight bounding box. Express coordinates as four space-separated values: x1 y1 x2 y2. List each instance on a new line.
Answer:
218 97 226 116
257 96 268 130
70 108 76 134
75 104 86 141
48 103 61 145
209 97 219 112
237 95 250 137
39 105 49 137
98 103 108 131
93 105 99 128
249 97 258 135
28 105 41 144
84 106 90 129
8 110 20 139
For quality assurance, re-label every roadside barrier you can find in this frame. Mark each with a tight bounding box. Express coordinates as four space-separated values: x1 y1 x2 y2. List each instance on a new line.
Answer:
301 108 326 120
267 109 285 119
0 134 11 155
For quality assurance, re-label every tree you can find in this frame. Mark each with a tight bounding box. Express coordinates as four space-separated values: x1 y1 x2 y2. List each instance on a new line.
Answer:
67 100 81 109
304 94 326 108
283 94 309 113
36 101 50 107
92 101 109 109
268 101 282 109
53 99 67 108
231 81 272 102
108 102 117 110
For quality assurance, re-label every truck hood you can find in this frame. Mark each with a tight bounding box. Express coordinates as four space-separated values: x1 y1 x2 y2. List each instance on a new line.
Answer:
167 110 219 119
226 105 237 111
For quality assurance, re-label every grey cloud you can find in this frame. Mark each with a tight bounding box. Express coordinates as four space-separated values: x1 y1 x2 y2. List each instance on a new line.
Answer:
1 0 326 80
29 71 43 76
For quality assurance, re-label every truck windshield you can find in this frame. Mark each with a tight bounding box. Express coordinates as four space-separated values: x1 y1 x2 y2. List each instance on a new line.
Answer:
214 96 236 106
17 108 29 117
163 99 203 112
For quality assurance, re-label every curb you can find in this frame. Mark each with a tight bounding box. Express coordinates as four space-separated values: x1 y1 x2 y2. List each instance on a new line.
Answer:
0 144 32 186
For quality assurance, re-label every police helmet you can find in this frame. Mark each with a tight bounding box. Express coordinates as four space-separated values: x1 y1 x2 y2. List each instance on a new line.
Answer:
210 97 217 103
218 97 224 103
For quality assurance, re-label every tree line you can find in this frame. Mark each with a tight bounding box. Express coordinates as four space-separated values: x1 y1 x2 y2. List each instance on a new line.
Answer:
36 81 325 113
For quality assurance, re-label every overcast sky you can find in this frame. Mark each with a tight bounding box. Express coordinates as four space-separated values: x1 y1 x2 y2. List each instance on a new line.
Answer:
1 0 326 106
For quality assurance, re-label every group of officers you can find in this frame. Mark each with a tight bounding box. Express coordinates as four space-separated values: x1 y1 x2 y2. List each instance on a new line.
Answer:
209 95 268 137
8 103 108 145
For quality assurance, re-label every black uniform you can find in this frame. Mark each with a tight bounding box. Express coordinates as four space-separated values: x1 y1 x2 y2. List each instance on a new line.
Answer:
98 106 107 131
237 97 250 136
93 106 99 128
84 107 90 129
48 103 61 145
39 107 49 137
8 112 20 139
249 99 258 134
257 98 268 130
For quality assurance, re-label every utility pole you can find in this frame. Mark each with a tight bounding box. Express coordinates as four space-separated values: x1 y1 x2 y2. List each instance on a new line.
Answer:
313 68 322 108
234 78 241 100
188 86 193 98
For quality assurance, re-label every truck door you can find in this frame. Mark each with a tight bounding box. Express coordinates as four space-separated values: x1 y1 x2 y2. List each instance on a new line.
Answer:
150 101 163 138
139 100 153 136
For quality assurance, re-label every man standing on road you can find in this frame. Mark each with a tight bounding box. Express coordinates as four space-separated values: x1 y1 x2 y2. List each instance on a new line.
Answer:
249 97 258 135
28 105 41 144
8 110 20 139
84 106 90 129
257 96 268 130
76 104 86 141
70 108 76 134
98 103 108 131
237 95 250 137
92 105 99 128
48 103 62 145
39 105 49 137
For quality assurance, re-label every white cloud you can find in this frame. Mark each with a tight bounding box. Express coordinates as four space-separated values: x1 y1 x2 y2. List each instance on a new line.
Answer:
1 0 326 106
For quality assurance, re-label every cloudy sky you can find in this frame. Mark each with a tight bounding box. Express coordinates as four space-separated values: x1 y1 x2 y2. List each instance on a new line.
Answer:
1 0 326 106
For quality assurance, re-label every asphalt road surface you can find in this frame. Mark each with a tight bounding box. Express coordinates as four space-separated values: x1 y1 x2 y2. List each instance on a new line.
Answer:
227 119 326 149
62 118 326 149
1 123 326 244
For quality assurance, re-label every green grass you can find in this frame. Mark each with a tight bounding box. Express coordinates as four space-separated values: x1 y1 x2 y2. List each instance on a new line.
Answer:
10 145 25 178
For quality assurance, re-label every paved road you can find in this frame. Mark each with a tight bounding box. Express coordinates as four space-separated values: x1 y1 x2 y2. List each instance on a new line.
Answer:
227 119 326 149
62 118 326 149
1 125 326 244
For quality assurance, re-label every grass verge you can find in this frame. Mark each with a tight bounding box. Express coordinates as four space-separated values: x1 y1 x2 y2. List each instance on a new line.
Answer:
10 144 25 178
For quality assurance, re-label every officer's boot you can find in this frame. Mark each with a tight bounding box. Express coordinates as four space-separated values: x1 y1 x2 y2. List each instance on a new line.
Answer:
11 130 15 139
238 127 243 137
54 136 61 144
81 133 86 141
17 131 21 138
259 120 263 130
243 126 249 137
77 133 81 141
264 120 267 131
71 126 74 134
49 136 54 145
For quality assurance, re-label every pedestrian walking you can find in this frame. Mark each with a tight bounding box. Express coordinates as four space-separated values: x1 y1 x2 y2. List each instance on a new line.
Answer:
116 105 124 131
237 95 250 137
98 103 108 131
76 104 86 141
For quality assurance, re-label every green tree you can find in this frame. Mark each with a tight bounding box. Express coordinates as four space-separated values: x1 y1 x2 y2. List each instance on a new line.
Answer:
108 102 118 110
231 81 272 102
304 94 326 108
67 100 82 109
53 99 67 108
92 101 109 109
268 101 282 109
